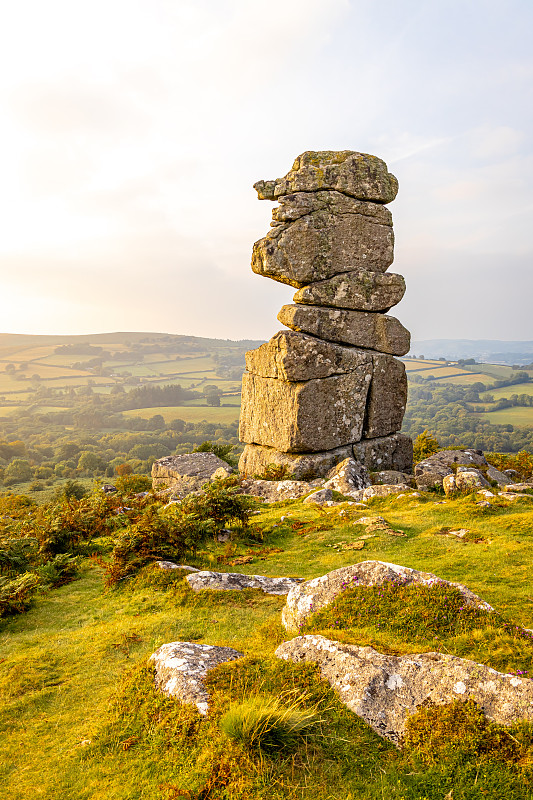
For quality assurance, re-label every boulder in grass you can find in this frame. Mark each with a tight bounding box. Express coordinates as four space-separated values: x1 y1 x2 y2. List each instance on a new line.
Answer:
275 635 533 745
186 570 302 596
281 560 493 633
150 642 244 715
151 453 232 495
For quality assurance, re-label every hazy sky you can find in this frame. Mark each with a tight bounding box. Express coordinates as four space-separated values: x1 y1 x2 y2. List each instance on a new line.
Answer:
0 0 532 341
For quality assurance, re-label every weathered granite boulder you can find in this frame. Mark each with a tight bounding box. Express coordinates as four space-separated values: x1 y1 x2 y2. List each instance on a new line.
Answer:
504 483 533 493
252 198 394 287
362 484 412 501
370 470 415 486
156 561 200 572
271 190 392 224
275 636 533 744
281 560 492 632
277 305 410 356
237 478 323 502
254 151 398 203
151 453 233 494
294 270 405 312
303 487 333 505
486 464 511 486
364 353 407 438
443 470 491 496
150 642 244 715
353 433 413 473
246 330 372 381
186 570 302 595
239 370 371 453
238 443 353 481
323 457 370 495
415 450 487 492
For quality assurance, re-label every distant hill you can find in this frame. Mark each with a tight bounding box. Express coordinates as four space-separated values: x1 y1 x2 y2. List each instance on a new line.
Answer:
410 340 533 365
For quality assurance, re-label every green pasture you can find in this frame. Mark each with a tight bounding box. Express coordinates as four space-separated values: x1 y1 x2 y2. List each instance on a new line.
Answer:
479 407 533 427
122 405 241 423
484 382 533 400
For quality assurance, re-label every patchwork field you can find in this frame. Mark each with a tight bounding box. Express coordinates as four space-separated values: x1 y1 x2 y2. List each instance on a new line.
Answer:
122 405 241 423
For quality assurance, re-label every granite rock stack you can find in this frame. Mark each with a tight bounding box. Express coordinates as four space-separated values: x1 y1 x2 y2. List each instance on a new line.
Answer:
239 151 412 480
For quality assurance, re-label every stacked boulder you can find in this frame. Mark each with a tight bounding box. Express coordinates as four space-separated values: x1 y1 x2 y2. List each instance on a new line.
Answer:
239 151 412 480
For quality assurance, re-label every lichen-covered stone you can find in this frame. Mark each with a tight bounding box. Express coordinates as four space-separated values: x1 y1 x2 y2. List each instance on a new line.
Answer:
352 434 413 473
303 487 333 505
443 470 490 496
364 353 408 438
281 560 493 633
323 457 370 495
370 470 415 486
186 570 301 595
275 636 533 744
152 453 232 494
415 449 487 491
294 270 405 312
237 478 323 502
150 642 244 715
245 330 372 381
239 370 371 453
254 151 398 203
252 196 394 288
361 483 412 501
277 305 410 356
238 443 353 481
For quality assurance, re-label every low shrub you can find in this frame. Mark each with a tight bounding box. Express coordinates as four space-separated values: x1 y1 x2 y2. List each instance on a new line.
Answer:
114 474 153 494
103 506 213 587
180 476 256 531
403 699 533 772
254 463 295 481
0 572 41 617
34 553 81 588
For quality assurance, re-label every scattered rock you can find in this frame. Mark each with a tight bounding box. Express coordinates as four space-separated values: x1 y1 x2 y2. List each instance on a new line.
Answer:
504 483 533 493
275 636 533 744
362 483 411 501
443 470 490 496
101 484 117 494
186 570 302 595
156 561 200 572
415 449 487 491
150 642 244 715
281 560 493 632
303 487 333 504
151 453 233 495
370 470 414 486
324 457 370 495
499 492 531 500
486 464 511 486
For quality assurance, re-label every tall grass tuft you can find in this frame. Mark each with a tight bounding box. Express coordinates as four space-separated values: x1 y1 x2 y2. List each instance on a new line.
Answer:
219 694 321 752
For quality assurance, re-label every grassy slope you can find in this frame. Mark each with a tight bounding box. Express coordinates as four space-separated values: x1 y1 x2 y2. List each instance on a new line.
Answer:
1 491 533 798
